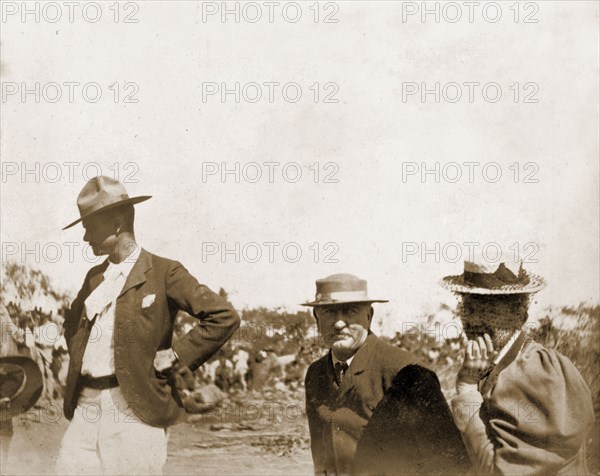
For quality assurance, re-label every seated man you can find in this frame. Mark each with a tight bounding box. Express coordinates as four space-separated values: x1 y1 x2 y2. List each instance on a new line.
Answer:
303 274 469 475
442 259 594 475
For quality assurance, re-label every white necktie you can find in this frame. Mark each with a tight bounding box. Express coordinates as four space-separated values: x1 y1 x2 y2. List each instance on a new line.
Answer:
84 264 124 320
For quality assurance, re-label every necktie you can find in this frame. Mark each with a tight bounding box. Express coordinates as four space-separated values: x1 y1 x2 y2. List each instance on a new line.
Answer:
334 361 349 385
84 264 123 320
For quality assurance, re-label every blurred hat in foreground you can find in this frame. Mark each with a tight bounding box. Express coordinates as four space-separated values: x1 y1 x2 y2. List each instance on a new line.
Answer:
0 356 43 421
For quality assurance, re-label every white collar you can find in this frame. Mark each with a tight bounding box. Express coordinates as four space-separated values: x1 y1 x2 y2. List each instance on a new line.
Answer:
104 245 141 279
84 246 141 321
493 329 522 365
332 352 355 368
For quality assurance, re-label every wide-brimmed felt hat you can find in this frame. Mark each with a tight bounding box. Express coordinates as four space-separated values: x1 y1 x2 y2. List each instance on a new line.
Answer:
62 176 151 230
0 356 43 421
440 259 546 295
302 273 388 307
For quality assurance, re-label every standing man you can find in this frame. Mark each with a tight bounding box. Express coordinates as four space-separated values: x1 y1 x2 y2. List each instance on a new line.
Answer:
442 259 594 475
57 176 240 475
303 274 469 475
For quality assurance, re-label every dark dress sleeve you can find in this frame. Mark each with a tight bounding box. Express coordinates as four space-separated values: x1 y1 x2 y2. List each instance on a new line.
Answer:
354 364 471 476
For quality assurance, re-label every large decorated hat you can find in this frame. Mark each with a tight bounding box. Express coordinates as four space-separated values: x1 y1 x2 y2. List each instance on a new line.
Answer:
440 259 546 295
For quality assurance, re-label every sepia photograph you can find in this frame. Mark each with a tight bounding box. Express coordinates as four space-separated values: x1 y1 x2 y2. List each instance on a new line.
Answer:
1 1 598 475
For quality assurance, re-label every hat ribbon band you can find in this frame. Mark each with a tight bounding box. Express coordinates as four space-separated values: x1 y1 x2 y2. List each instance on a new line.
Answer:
316 290 370 302
464 263 530 289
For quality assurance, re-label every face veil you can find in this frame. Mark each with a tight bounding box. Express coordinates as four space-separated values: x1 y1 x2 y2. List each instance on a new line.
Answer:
458 293 530 349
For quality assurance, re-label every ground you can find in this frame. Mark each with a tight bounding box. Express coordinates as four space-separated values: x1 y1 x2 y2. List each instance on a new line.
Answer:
1 393 313 476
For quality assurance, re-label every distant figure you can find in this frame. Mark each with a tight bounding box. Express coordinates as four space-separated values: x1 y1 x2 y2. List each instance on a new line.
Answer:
442 259 594 475
215 356 234 392
33 313 61 402
248 351 265 391
283 359 304 391
231 349 250 392
202 359 221 384
250 350 283 391
52 335 70 394
303 274 470 475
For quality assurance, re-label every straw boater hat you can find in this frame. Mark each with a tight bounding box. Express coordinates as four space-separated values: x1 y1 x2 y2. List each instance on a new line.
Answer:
440 259 546 295
0 356 43 421
62 176 151 230
302 273 388 307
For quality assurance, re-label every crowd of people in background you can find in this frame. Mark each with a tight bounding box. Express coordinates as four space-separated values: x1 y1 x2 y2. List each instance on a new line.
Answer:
2 298 588 415
1 300 469 411
1 302 322 407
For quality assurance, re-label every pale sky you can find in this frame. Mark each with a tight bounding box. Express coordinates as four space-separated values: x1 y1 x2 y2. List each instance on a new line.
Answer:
1 1 598 331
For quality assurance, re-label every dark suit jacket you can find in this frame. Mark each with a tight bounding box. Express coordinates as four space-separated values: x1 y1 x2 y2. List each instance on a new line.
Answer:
305 334 469 476
62 249 240 427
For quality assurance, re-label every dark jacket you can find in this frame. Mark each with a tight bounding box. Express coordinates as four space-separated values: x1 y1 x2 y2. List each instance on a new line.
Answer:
62 249 240 427
305 334 469 475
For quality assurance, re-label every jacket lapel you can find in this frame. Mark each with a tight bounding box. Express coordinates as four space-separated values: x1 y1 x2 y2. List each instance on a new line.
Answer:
326 353 339 391
68 261 109 378
79 260 109 321
117 248 152 299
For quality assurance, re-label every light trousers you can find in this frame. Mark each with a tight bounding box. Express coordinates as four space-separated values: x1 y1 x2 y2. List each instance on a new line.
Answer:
56 386 168 475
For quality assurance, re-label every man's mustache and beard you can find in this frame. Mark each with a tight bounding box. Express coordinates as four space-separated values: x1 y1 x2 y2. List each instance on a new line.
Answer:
458 294 530 351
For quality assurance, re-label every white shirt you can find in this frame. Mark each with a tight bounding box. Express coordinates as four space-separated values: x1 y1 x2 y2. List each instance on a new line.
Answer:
81 246 141 377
